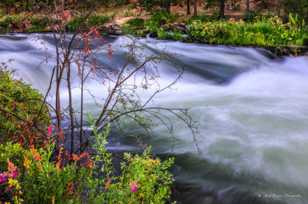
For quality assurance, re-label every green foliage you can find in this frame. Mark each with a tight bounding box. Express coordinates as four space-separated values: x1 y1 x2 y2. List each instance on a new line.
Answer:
0 15 23 33
123 18 146 36
66 15 110 32
0 143 88 204
66 16 86 32
94 0 128 7
123 12 178 37
282 0 308 22
21 145 85 204
0 70 50 147
88 15 110 27
188 16 308 47
0 122 174 204
126 12 307 47
244 11 258 22
0 143 25 171
0 13 110 33
28 16 50 33
140 0 161 10
104 150 174 204
86 117 174 204
145 11 176 33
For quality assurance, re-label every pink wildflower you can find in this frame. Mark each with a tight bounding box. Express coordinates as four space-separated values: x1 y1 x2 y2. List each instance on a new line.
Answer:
130 181 138 193
0 173 8 184
48 125 53 136
10 170 18 179
7 160 19 179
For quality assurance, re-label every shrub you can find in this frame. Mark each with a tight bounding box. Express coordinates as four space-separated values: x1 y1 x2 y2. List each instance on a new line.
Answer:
66 16 86 32
28 16 50 33
145 11 176 33
0 143 89 204
88 15 110 27
0 70 50 147
104 150 174 204
187 17 307 46
123 18 146 36
66 15 110 32
0 141 174 204
0 15 23 33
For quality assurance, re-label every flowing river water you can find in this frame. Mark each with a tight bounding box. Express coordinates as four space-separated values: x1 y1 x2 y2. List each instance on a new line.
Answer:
1 34 308 204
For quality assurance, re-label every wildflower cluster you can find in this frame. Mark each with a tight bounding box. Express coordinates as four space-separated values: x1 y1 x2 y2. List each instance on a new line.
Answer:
0 159 22 204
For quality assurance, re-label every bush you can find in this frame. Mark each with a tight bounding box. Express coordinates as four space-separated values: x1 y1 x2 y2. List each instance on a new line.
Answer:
0 70 50 147
88 15 110 27
187 16 307 46
283 0 308 22
123 18 146 36
0 143 89 204
86 120 175 203
104 150 174 204
66 15 110 32
145 11 176 33
28 16 50 33
0 142 174 204
0 15 23 33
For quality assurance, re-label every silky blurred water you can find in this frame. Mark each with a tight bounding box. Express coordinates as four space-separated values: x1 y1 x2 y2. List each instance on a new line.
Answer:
1 34 308 204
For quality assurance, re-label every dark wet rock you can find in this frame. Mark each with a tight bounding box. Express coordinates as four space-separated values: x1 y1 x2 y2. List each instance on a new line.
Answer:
162 23 188 33
102 23 123 35
172 23 188 33
303 38 308 46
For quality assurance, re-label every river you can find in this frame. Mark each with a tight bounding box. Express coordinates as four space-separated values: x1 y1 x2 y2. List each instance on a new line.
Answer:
0 34 308 204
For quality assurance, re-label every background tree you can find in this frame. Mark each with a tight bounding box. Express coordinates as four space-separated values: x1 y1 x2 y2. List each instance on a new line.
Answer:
187 0 191 15
219 0 225 18
282 0 308 21
193 0 198 16
246 0 250 13
161 0 171 13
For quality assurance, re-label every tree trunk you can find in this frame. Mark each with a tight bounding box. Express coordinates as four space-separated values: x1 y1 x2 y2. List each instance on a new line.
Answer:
246 0 250 13
193 0 198 16
187 0 191 15
6 4 9 14
161 0 171 13
219 0 225 18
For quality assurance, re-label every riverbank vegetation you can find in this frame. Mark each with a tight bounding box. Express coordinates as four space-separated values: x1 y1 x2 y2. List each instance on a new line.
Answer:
0 70 50 147
0 69 175 203
123 11 308 47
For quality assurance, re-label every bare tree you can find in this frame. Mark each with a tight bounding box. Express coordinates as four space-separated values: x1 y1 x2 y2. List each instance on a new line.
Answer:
22 1 200 159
